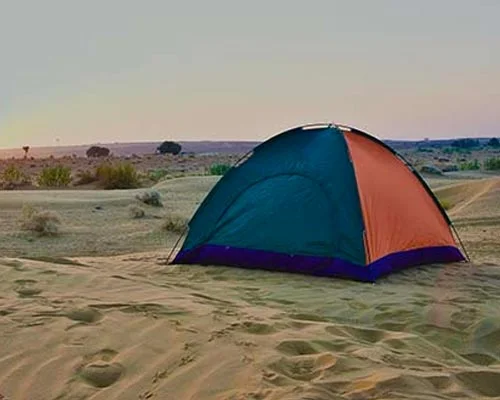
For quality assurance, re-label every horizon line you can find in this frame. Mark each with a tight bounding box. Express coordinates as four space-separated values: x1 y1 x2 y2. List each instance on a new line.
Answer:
0 134 497 152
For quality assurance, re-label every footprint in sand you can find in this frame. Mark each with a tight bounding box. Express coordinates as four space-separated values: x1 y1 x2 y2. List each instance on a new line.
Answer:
268 353 337 382
14 279 42 297
77 349 124 388
267 339 339 385
0 259 26 271
65 307 103 324
239 321 277 335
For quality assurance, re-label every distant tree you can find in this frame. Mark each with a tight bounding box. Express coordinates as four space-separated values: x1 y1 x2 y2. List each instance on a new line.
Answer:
487 138 500 148
157 141 182 155
22 146 30 159
86 146 111 158
451 138 480 149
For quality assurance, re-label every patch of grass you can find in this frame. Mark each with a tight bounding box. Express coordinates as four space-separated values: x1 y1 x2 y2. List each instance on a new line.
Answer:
38 165 72 187
459 159 481 171
96 162 140 189
136 190 163 207
162 214 188 234
484 158 500 171
128 205 145 219
21 205 61 236
208 163 231 176
148 168 169 183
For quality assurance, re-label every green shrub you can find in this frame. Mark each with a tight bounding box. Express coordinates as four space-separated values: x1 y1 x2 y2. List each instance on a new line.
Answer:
459 159 481 171
96 162 140 189
208 163 231 176
148 168 169 183
484 157 500 170
21 205 61 236
38 165 72 187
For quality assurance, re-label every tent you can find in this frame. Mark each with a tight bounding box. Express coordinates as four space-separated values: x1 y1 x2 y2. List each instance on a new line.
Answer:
172 123 466 282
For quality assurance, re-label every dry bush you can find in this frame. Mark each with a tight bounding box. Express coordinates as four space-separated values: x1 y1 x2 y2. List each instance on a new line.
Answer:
128 205 145 219
96 162 140 189
1 164 30 188
162 214 188 234
74 169 98 186
21 205 61 236
136 190 163 207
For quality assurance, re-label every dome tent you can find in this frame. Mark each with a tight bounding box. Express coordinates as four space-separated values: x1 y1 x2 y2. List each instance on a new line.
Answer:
172 123 466 282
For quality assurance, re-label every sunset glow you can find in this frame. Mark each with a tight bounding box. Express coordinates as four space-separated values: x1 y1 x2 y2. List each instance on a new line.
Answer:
1 0 499 149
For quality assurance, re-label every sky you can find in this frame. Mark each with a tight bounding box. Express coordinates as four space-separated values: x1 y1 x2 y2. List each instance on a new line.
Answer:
1 0 499 148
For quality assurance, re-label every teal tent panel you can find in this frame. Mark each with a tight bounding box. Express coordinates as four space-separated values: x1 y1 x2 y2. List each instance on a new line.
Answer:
209 175 337 256
181 127 366 266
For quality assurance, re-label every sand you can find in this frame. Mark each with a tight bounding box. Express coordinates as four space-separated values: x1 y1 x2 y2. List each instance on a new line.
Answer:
0 176 499 399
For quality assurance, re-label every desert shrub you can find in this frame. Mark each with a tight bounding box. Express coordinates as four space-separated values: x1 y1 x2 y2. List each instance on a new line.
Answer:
157 141 182 155
128 205 145 219
420 165 442 175
95 162 140 189
74 169 98 186
162 214 188 234
37 165 72 187
459 159 480 171
21 205 61 236
484 157 500 170
1 165 30 187
417 147 434 153
136 190 163 207
148 168 169 183
208 163 231 176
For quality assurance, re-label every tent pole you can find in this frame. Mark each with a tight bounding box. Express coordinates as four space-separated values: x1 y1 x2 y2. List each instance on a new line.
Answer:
166 227 188 264
165 148 256 265
451 223 471 263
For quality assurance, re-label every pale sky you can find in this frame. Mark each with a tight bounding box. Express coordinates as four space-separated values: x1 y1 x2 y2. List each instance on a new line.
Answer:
1 0 499 148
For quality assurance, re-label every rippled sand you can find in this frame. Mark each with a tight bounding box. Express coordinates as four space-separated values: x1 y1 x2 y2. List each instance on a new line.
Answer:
0 254 499 400
0 177 499 399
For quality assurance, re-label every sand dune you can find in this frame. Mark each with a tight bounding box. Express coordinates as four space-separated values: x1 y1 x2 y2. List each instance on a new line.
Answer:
0 176 499 399
435 178 500 264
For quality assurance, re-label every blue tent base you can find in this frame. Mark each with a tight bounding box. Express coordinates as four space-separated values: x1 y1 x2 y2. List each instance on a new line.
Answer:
173 244 466 282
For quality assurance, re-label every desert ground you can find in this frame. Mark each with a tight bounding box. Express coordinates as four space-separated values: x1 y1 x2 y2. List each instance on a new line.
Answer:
0 149 500 399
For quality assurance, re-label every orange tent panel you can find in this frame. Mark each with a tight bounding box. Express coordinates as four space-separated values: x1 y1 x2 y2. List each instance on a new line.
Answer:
344 131 457 264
